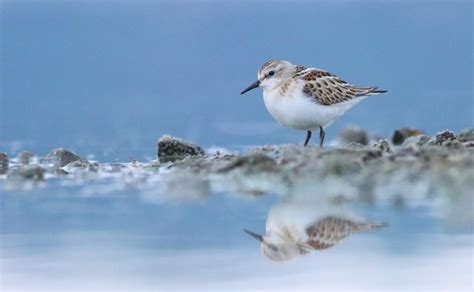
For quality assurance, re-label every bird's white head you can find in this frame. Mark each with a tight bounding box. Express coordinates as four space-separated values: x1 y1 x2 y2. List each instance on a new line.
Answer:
241 60 298 95
244 229 307 262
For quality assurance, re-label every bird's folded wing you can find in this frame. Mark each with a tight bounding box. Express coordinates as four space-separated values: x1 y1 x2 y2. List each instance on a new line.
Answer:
296 68 381 106
304 216 361 250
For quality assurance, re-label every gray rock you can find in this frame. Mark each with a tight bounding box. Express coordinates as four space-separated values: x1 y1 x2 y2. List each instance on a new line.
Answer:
339 125 369 145
373 139 392 154
168 153 236 174
54 168 69 176
463 141 474 148
343 142 366 149
318 153 364 176
157 135 205 163
458 128 474 142
401 135 430 147
63 159 99 172
218 153 277 174
16 151 34 165
7 165 46 181
391 128 424 145
42 148 82 167
428 130 457 146
0 153 8 174
100 163 129 172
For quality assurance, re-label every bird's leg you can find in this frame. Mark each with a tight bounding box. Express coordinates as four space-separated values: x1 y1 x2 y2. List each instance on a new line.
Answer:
304 130 312 147
319 126 325 147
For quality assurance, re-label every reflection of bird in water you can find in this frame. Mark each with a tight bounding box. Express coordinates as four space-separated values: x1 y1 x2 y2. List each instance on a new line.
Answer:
244 198 387 261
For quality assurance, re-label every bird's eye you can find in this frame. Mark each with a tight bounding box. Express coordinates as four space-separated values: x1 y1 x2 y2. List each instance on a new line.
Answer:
268 71 275 76
271 246 278 252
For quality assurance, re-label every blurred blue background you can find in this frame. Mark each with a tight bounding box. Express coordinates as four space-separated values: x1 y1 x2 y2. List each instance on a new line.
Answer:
1 0 472 160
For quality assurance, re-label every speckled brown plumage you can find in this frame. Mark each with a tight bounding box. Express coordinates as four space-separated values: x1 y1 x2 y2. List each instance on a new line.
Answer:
297 68 383 106
278 81 291 96
304 216 379 250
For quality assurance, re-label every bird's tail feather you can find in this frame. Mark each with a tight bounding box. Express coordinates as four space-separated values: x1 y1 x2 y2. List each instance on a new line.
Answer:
365 87 388 96
355 221 389 232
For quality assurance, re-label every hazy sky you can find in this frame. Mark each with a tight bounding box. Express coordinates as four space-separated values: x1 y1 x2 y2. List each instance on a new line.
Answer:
1 0 472 159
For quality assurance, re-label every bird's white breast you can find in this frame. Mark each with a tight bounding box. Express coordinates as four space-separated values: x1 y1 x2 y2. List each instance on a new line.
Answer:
262 82 365 130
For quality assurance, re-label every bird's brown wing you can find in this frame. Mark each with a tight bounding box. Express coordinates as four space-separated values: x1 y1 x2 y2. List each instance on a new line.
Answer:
304 216 384 250
295 68 385 106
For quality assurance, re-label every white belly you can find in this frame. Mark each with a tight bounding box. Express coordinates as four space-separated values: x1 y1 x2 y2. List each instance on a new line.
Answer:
263 90 364 130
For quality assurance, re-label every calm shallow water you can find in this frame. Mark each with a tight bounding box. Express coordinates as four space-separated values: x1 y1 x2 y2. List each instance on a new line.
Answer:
1 184 472 291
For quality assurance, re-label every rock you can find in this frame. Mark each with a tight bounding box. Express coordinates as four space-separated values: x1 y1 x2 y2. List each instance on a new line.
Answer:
63 159 99 173
168 153 236 174
0 153 8 174
339 125 369 145
373 139 392 154
157 136 205 163
343 142 366 149
7 165 46 181
54 168 69 176
458 128 474 142
100 163 128 172
218 153 277 173
16 151 34 165
401 135 430 147
463 141 474 148
391 128 424 145
42 148 82 167
428 130 457 146
318 153 363 175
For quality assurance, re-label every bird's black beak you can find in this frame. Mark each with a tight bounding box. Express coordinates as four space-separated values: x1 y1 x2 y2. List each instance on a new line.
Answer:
244 229 264 242
241 80 260 95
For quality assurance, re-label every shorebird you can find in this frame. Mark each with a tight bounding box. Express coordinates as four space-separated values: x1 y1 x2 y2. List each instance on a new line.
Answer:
244 199 387 261
241 60 387 147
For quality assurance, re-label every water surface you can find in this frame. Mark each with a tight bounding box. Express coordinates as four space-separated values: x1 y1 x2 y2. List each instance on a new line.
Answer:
1 184 472 291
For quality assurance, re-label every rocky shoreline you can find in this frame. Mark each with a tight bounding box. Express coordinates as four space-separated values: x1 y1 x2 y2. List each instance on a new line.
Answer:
1 127 473 217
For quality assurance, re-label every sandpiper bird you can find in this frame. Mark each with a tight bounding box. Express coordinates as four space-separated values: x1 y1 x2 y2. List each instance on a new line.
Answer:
244 199 387 261
241 60 387 147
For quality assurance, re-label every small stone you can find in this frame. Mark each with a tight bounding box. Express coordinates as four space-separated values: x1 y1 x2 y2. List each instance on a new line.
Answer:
458 128 474 142
157 136 205 163
339 125 369 145
373 139 392 154
391 128 424 145
0 153 8 175
7 165 46 181
16 151 34 165
42 148 82 167
428 130 457 146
